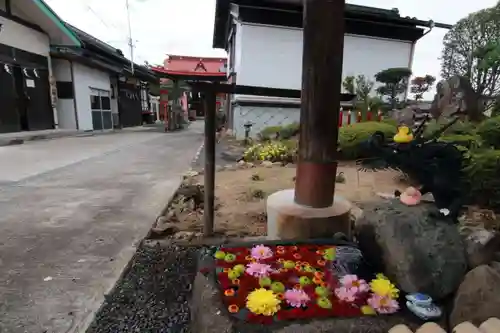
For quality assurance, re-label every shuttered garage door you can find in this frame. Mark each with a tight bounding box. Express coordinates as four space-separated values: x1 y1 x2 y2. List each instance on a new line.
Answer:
90 88 113 130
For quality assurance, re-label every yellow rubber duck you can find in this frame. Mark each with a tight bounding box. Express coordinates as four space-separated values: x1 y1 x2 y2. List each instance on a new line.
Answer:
393 126 414 143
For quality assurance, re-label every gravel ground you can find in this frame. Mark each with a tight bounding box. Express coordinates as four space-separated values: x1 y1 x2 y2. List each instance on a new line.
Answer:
86 242 200 333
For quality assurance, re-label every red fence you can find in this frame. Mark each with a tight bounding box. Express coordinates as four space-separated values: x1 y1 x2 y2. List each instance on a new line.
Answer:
338 108 383 127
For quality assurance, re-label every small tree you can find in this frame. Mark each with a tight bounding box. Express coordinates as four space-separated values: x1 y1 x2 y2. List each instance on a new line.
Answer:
375 67 412 109
410 75 436 101
354 75 375 114
441 2 500 104
342 76 355 94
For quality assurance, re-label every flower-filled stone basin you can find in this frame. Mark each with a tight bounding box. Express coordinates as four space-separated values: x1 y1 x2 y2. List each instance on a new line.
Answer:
213 244 401 325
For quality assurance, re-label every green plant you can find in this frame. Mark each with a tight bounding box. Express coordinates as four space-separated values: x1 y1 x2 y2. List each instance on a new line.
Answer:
476 115 500 148
258 126 282 141
439 134 482 149
424 119 477 137
279 122 300 140
464 149 500 210
338 121 398 159
243 141 297 162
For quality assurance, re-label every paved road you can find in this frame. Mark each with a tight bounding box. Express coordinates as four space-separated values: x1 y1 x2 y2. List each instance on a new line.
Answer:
0 124 204 333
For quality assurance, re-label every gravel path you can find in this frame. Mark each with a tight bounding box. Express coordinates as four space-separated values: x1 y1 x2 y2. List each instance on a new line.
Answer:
86 243 200 333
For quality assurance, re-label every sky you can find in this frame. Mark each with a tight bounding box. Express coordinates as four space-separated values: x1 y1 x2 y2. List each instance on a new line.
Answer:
46 0 499 97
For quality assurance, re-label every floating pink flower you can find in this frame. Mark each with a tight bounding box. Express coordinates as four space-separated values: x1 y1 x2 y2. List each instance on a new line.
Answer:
251 245 273 260
334 286 358 302
339 274 369 293
245 262 274 278
367 294 400 314
284 288 310 308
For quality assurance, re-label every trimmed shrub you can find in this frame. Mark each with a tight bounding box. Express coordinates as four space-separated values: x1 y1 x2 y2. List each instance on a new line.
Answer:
476 116 500 149
258 126 282 141
424 119 477 137
279 122 300 140
439 134 482 149
464 149 500 210
338 121 398 159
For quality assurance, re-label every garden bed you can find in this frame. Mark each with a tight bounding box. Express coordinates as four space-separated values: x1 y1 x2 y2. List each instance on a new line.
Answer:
154 163 406 240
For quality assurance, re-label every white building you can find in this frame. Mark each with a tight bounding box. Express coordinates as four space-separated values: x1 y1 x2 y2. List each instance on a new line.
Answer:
51 25 158 131
212 0 447 138
0 0 158 134
0 0 80 133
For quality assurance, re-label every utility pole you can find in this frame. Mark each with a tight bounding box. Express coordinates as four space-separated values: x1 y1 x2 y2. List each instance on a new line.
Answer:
125 0 134 74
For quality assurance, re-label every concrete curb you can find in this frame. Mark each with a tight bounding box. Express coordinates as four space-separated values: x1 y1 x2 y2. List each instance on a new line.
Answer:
0 126 163 147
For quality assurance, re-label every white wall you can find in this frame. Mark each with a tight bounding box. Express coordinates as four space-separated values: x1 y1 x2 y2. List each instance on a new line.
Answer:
53 59 77 129
72 63 112 131
0 16 50 56
234 23 412 99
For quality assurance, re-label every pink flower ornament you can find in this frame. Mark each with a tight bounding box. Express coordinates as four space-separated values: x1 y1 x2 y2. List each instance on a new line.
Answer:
284 288 310 308
251 245 273 261
339 274 369 293
367 294 400 314
245 262 274 278
334 286 358 302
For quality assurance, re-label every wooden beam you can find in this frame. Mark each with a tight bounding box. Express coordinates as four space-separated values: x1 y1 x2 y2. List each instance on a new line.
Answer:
203 90 217 236
294 0 345 208
186 82 356 101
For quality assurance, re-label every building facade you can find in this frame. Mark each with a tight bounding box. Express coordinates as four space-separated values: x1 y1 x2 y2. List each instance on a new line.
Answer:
51 25 158 131
0 0 81 133
212 0 445 138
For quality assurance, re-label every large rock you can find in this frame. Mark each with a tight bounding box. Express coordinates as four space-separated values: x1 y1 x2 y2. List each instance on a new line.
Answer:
450 264 500 328
463 229 500 269
354 199 467 299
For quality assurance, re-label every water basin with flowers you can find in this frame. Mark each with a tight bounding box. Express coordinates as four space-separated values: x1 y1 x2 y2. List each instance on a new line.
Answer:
207 242 401 325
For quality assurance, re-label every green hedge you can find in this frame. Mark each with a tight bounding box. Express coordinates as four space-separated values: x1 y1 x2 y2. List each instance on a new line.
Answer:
439 134 482 149
464 149 500 210
476 116 500 149
338 121 398 159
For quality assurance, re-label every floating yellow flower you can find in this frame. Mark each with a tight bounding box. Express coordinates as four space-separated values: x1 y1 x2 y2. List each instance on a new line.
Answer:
246 288 281 316
370 275 399 299
361 305 376 315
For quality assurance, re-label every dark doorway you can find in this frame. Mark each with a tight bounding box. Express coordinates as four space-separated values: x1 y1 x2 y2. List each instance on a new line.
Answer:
0 64 20 133
13 66 29 131
118 83 142 127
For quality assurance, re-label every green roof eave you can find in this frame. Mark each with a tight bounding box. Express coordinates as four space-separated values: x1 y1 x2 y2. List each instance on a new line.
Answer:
34 0 82 47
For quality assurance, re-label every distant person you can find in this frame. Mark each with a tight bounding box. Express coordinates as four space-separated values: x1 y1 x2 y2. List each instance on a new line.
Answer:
216 110 227 143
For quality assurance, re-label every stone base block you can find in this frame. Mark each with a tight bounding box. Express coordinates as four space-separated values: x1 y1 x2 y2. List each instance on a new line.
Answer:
266 189 351 240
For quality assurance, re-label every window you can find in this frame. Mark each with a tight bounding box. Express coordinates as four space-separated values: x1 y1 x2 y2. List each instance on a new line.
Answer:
228 24 236 72
100 96 111 110
56 81 74 99
90 95 100 110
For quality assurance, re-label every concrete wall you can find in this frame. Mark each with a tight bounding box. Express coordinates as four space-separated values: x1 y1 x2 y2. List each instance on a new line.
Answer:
234 23 412 95
0 16 50 57
229 22 412 137
52 59 77 129
72 63 112 131
232 104 359 139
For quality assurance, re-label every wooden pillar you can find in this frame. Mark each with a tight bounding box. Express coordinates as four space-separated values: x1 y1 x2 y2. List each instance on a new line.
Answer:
203 89 217 236
294 0 345 208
